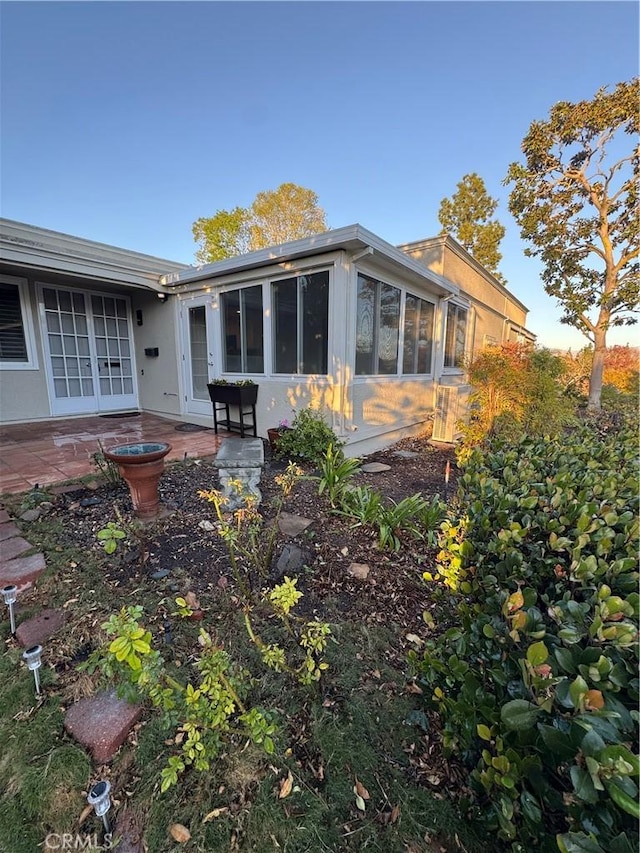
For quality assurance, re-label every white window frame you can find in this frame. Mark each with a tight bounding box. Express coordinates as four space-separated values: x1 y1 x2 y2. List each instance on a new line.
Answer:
442 301 469 371
270 269 331 376
220 283 265 375
0 274 39 370
401 290 436 377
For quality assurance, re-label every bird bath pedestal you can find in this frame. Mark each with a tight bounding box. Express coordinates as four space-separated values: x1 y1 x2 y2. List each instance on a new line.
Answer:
104 442 171 520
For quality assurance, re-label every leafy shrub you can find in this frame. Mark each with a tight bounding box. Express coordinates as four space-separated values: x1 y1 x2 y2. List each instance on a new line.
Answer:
414 424 639 851
316 443 361 508
275 406 343 464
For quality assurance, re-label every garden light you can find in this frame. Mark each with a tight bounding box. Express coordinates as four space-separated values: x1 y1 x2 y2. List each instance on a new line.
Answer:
2 584 17 634
22 644 43 696
87 780 112 834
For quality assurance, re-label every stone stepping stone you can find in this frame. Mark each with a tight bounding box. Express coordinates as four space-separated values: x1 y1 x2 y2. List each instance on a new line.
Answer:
0 552 46 589
392 450 420 459
113 809 144 853
278 512 313 537
0 536 32 562
0 521 20 541
16 608 65 648
64 691 142 763
361 462 391 473
0 509 10 524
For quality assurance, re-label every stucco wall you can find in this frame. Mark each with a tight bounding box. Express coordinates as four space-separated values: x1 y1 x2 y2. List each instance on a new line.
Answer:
129 292 182 417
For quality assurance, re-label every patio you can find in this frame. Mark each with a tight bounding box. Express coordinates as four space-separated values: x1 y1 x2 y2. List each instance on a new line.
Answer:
0 413 224 495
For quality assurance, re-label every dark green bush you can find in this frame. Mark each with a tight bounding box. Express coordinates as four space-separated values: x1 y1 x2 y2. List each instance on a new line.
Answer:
414 423 639 852
275 407 343 464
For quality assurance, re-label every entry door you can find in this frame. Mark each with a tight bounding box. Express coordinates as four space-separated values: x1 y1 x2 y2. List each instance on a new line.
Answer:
40 286 138 415
181 297 216 417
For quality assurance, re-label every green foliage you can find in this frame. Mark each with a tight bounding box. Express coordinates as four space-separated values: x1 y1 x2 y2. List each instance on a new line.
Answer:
460 342 576 458
193 183 328 263
91 439 122 486
438 172 506 282
275 406 343 464
316 443 361 508
505 79 639 408
414 424 639 850
82 606 276 793
96 521 126 554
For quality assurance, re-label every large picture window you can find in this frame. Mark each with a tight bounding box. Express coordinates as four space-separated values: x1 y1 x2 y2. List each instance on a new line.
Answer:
221 285 264 373
272 271 328 374
0 275 35 368
355 274 401 375
444 303 468 368
403 295 434 374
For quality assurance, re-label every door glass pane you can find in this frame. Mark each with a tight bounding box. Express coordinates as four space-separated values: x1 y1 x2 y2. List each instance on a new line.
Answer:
272 278 297 374
189 306 208 399
58 291 72 312
82 378 93 395
61 313 75 333
44 289 58 310
68 378 81 397
78 337 90 356
63 335 77 355
124 378 133 394
47 313 60 333
54 378 68 397
301 272 328 374
65 357 79 376
49 335 63 355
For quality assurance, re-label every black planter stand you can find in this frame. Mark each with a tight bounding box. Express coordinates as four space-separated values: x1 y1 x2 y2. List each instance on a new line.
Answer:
207 384 258 438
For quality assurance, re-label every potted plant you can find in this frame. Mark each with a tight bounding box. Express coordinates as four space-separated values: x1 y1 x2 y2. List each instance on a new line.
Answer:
207 379 258 407
267 419 291 452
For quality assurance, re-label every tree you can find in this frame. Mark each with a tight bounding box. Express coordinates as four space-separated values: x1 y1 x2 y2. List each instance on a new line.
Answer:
505 79 639 409
438 173 506 283
193 183 328 264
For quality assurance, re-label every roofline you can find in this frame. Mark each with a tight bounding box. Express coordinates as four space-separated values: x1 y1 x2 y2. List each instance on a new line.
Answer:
398 233 530 315
160 224 459 296
0 218 189 291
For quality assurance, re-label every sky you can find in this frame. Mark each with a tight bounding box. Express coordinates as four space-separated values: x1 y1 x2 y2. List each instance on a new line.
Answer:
1 0 638 350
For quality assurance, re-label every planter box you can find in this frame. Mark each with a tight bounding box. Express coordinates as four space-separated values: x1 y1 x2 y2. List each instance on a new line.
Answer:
207 383 259 407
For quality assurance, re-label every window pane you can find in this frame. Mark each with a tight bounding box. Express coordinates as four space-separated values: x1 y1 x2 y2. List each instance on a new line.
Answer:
222 291 241 372
403 294 419 373
378 283 400 374
0 282 28 362
243 286 264 373
301 272 328 374
273 278 298 374
417 300 434 373
189 306 208 399
444 305 467 368
356 275 376 375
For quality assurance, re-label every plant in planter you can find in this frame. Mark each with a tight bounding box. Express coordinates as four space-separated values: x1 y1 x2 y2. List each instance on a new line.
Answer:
207 379 258 437
267 419 291 451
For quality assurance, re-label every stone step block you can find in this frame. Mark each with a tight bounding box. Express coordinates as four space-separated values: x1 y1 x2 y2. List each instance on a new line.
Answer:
0 509 10 524
16 608 65 648
0 536 32 562
0 521 20 541
0 552 46 588
64 691 142 763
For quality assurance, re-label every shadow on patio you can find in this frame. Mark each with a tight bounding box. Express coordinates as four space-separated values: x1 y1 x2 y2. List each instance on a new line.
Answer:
0 413 226 495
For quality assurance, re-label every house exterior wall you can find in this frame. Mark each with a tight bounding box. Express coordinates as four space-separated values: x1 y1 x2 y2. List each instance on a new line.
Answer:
129 292 182 418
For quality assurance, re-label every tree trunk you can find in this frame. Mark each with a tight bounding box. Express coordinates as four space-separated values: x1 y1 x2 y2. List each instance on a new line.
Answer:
588 329 607 410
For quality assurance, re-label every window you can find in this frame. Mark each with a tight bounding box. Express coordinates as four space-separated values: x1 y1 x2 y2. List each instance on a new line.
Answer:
403 295 434 374
355 274 401 375
272 271 328 374
0 275 36 369
444 303 468 368
222 285 264 373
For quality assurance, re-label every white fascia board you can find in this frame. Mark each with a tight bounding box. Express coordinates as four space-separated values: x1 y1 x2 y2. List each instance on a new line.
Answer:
0 218 188 291
161 224 459 297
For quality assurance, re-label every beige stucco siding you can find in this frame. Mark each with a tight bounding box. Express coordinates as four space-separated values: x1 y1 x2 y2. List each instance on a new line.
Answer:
129 293 182 417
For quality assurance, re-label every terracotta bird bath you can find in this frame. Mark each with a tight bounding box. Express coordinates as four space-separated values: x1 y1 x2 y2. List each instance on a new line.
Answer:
104 442 171 520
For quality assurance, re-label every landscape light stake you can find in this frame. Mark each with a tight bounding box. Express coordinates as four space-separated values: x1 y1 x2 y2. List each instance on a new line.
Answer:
22 644 43 696
444 459 451 502
87 780 112 834
2 584 18 634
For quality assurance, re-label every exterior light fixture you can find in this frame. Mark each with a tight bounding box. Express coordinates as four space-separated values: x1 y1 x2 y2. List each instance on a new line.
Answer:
22 644 43 695
2 584 17 634
87 780 112 834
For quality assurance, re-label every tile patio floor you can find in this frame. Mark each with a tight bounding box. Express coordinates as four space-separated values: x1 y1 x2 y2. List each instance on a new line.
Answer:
0 413 226 495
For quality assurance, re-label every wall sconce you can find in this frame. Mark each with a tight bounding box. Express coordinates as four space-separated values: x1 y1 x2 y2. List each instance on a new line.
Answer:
23 644 43 695
88 780 113 833
2 584 17 634
135 309 143 326
157 293 169 303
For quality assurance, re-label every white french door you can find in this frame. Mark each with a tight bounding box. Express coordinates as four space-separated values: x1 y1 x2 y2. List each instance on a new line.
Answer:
181 296 217 418
39 285 138 416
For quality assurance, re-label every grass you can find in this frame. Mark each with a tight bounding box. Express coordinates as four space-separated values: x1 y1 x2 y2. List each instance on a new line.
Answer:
0 483 486 853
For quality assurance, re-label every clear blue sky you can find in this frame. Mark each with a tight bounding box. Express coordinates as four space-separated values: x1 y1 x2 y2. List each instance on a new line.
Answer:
1 1 638 349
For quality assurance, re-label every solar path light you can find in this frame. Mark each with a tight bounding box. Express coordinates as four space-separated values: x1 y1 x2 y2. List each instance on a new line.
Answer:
2 584 17 634
87 780 112 834
22 644 43 696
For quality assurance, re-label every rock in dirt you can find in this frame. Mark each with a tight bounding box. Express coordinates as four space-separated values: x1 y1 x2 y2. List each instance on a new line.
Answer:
361 462 391 473
348 562 370 580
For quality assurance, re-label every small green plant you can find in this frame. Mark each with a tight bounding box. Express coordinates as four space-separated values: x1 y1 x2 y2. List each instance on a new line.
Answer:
91 440 122 486
81 606 276 793
335 484 384 527
317 444 361 508
199 462 303 598
275 406 343 464
96 521 126 554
